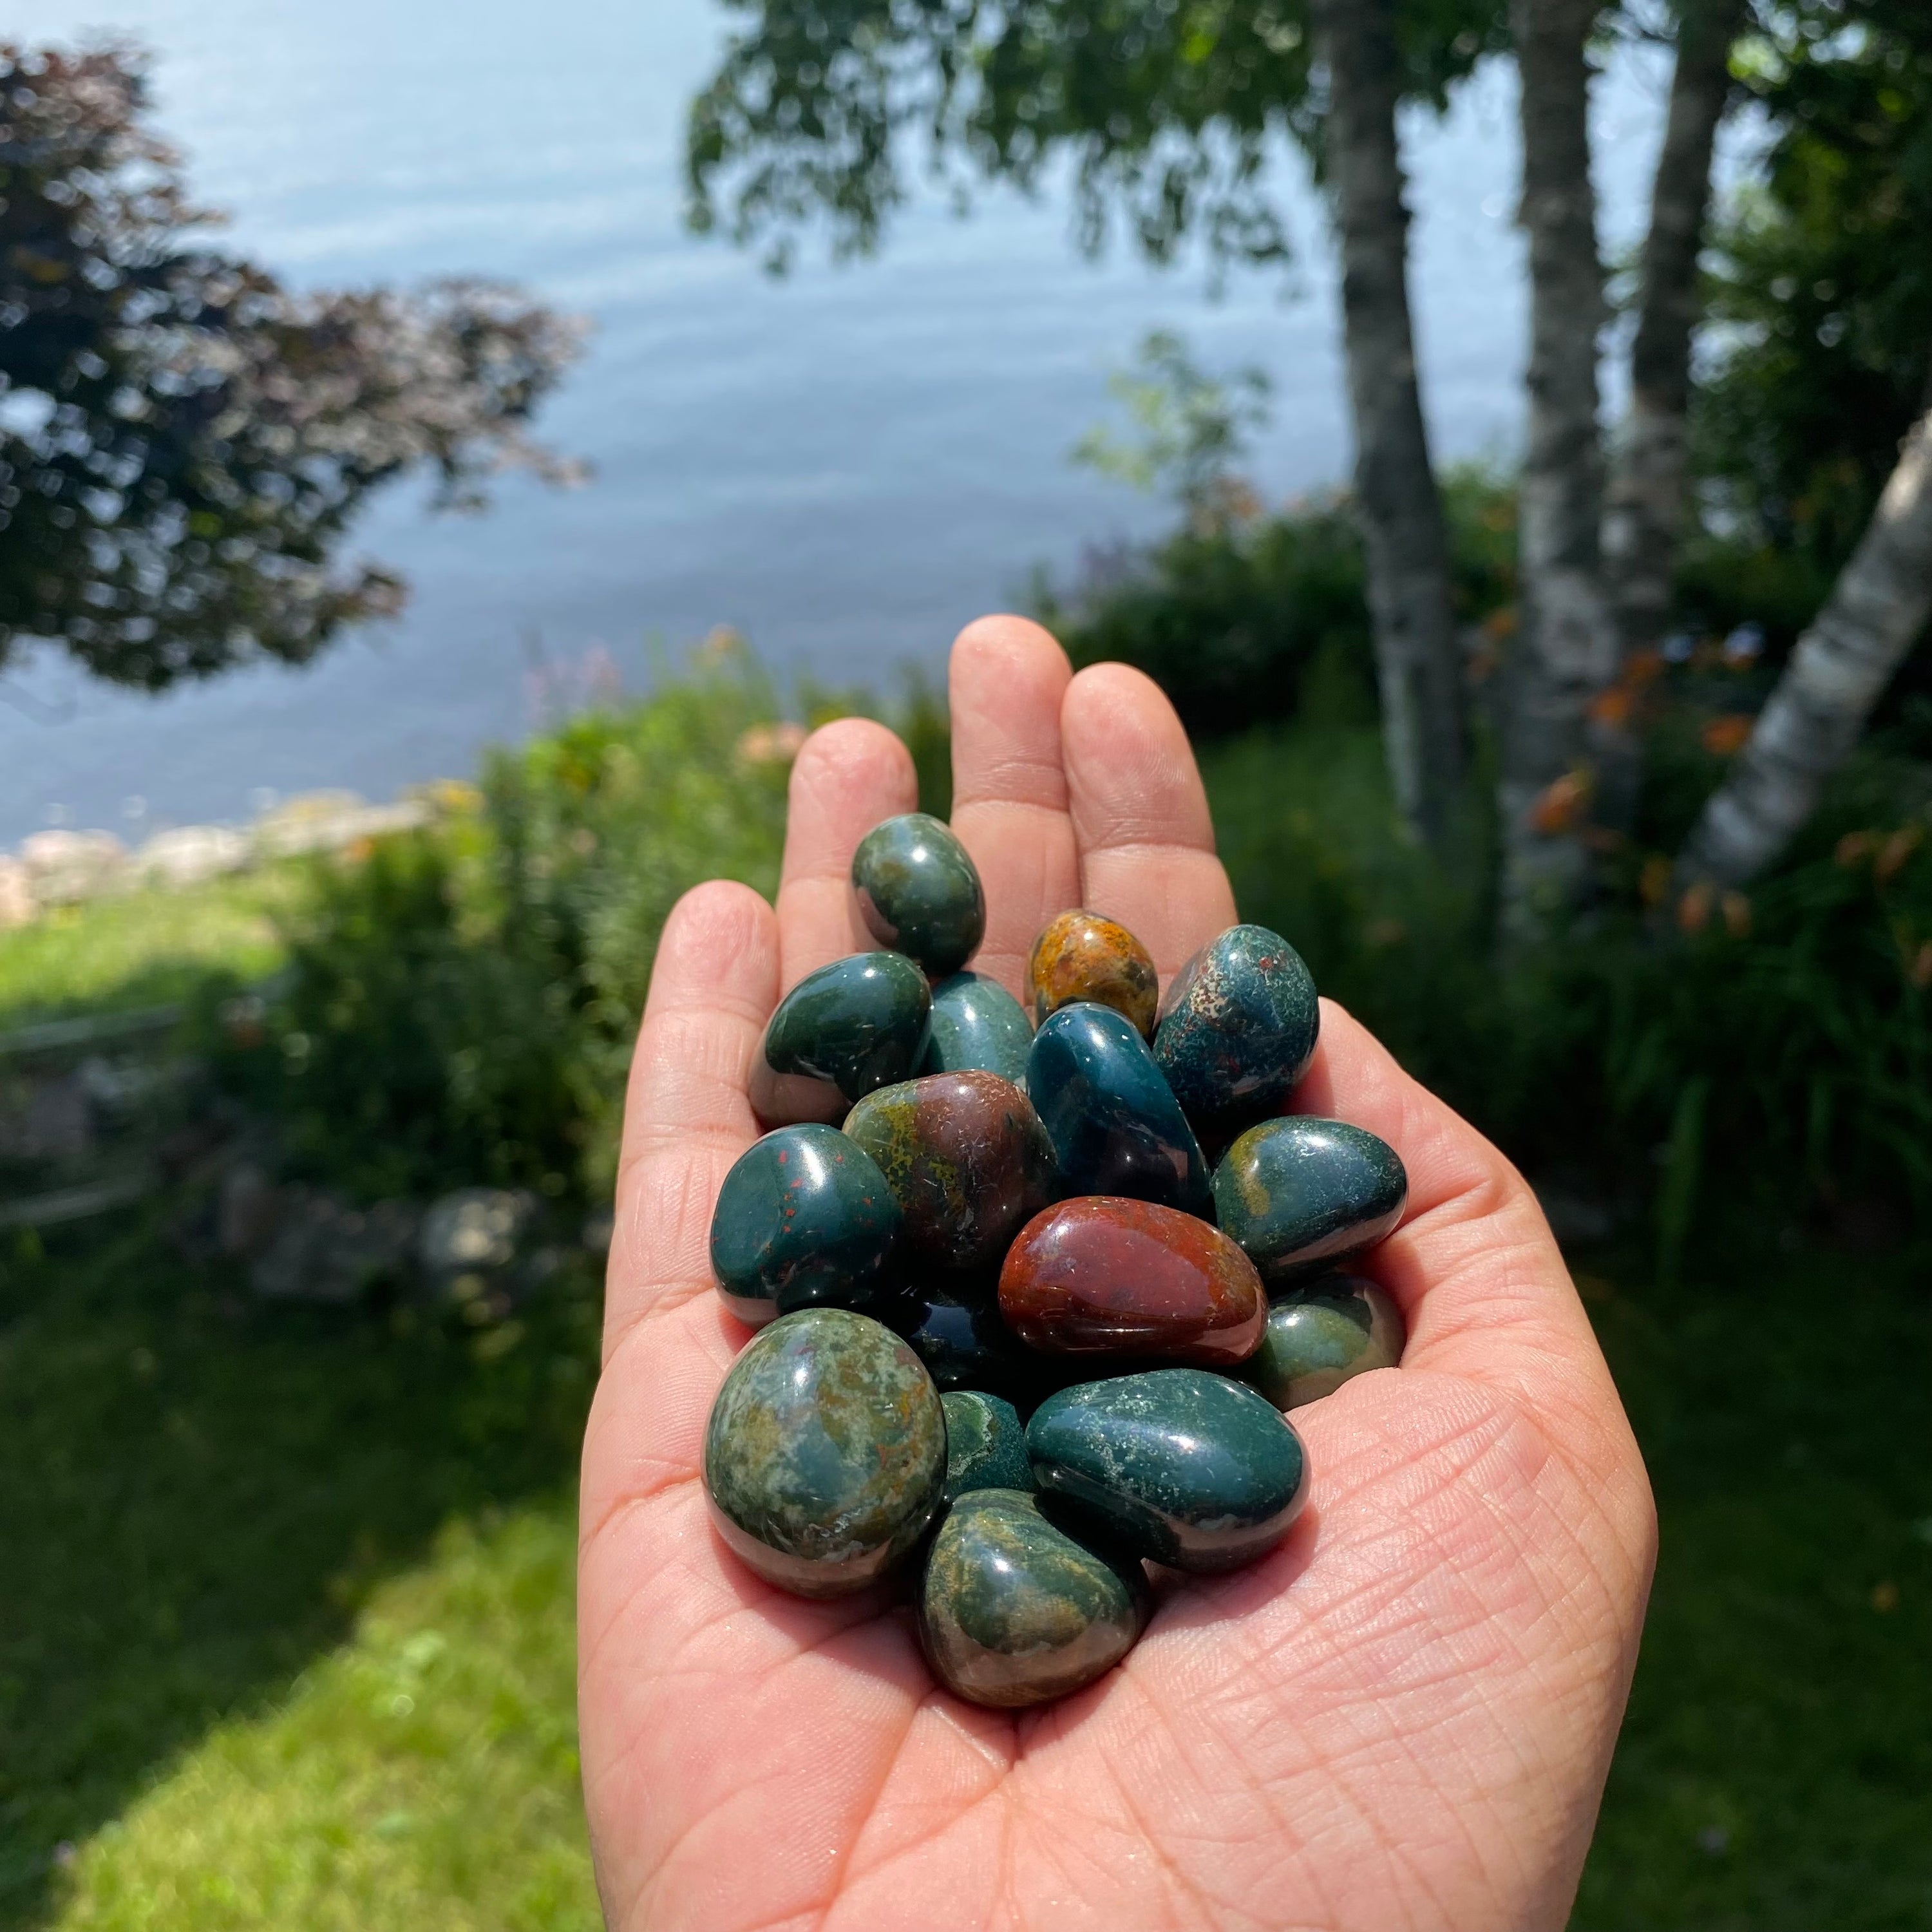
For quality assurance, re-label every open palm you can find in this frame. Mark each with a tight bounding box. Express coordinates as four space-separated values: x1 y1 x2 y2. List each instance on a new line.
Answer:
578 618 1656 1932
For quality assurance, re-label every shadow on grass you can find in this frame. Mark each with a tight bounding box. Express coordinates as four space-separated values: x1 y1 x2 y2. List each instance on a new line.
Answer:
0 1211 600 1932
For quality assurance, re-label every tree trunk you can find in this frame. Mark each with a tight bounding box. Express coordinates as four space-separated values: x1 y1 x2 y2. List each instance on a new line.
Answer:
1311 0 1466 851
1677 401 1932 887
1501 0 1618 934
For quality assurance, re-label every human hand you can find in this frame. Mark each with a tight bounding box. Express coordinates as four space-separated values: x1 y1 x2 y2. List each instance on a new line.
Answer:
578 617 1656 1931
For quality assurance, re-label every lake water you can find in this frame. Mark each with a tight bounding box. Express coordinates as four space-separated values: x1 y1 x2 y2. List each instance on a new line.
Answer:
3 0 1689 844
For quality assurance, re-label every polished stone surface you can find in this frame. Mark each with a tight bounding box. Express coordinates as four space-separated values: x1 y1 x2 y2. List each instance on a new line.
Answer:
940 1390 1036 1506
880 1283 1053 1410
1027 1368 1309 1573
703 1307 945 1598
762 952 932 1103
918 1488 1150 1707
843 1071 1057 1271
710 1125 902 1325
920 970 1034 1088
1153 923 1320 1137
1028 1003 1213 1217
1244 1274 1406 1410
999 1197 1265 1367
1027 909 1160 1037
851 811 986 976
1212 1117 1408 1281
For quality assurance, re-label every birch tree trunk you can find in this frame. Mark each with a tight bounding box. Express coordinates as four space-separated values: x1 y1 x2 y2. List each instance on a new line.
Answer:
1677 402 1932 887
1502 0 1618 933
1311 0 1466 851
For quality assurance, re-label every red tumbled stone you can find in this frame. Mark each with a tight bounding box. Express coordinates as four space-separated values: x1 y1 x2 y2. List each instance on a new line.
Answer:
998 1197 1265 1367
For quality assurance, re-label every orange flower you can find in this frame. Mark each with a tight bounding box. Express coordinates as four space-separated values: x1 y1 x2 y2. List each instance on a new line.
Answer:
1677 881 1713 936
1836 830 1877 869
1700 714 1755 757
1875 825 1923 882
1530 768 1593 835
1589 685 1634 728
1721 891 1752 940
1911 941 1932 990
1481 605 1519 641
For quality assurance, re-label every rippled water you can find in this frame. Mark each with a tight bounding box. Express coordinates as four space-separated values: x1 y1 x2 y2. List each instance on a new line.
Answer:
3 0 1681 842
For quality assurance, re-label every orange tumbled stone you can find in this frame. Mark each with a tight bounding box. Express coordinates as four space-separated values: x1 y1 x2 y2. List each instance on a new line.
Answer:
1027 909 1159 1037
998 1197 1265 1368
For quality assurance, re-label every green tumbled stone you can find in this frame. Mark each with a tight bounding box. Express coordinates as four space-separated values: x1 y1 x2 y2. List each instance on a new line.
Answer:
1211 1116 1408 1282
851 813 987 976
1244 1274 1406 1410
920 971 1034 1087
762 952 933 1104
940 1391 1036 1506
1027 1368 1309 1573
703 1307 945 1598
918 1488 1150 1707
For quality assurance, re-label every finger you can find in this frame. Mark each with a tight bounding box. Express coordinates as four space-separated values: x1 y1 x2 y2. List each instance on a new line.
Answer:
775 717 918 990
945 616 1083 998
1059 661 1238 980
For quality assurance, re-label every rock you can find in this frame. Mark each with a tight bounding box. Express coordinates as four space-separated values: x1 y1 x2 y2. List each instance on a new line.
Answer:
1212 1117 1407 1282
850 812 985 976
703 1307 946 1598
918 971 1034 1088
249 1188 419 1305
1243 1274 1406 1410
999 1196 1265 1368
940 1390 1036 1506
1026 909 1159 1038
879 1283 1057 1410
760 952 932 1106
918 1488 1150 1707
1027 1368 1310 1573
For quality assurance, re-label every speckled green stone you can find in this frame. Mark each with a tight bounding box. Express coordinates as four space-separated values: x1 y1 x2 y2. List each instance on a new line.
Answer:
920 971 1034 1087
703 1307 945 1598
1027 1368 1309 1573
762 952 933 1104
918 1488 1150 1707
940 1391 1036 1506
851 813 987 976
1211 1117 1408 1282
1244 1274 1406 1410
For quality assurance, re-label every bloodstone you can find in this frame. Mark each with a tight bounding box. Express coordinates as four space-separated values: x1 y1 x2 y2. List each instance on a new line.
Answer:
703 1307 945 1598
843 1072 1057 1271
1153 923 1320 1137
999 1197 1265 1368
1027 1368 1309 1573
851 812 987 976
940 1390 1036 1506
1244 1274 1406 1410
1027 909 1160 1037
920 971 1034 1087
1027 1003 1213 1217
880 1283 1054 1410
1212 1117 1408 1282
709 1124 902 1325
918 1488 1150 1707
761 952 932 1104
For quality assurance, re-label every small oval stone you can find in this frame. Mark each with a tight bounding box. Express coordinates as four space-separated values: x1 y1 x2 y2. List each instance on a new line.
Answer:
851 812 986 976
1027 1368 1309 1573
1244 1274 1406 1410
1212 1117 1408 1281
1028 1003 1213 1217
1027 909 1159 1037
709 1125 902 1325
940 1390 1036 1506
881 1283 1052 1410
999 1197 1264 1367
1153 923 1320 1136
920 971 1034 1087
843 1071 1057 1271
918 1488 1150 1707
703 1307 945 1598
762 952 932 1104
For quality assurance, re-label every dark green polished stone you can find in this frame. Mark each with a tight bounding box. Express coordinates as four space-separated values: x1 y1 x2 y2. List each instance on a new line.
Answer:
940 1390 1036 1506
703 1307 945 1598
1027 1003 1212 1217
1153 924 1320 1137
1244 1273 1406 1410
851 812 987 976
1212 1117 1407 1282
920 971 1034 1087
842 1071 1057 1271
918 1488 1150 1707
1027 1368 1309 1573
709 1125 902 1325
762 952 932 1104
881 1283 1052 1410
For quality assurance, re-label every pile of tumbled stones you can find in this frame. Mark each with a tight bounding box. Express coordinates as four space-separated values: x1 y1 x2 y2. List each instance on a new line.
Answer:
703 813 1408 1708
